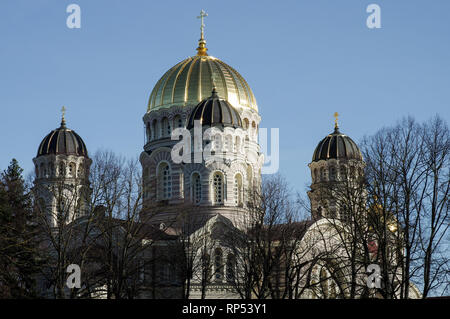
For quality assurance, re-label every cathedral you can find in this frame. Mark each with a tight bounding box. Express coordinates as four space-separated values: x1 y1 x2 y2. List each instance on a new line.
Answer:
31 12 421 299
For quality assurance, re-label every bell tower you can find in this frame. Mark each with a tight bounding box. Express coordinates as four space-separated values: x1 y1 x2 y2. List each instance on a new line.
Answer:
33 108 92 227
308 113 365 221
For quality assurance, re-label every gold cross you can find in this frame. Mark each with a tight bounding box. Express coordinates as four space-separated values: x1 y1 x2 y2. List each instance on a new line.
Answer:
197 9 208 39
61 106 67 127
334 112 339 128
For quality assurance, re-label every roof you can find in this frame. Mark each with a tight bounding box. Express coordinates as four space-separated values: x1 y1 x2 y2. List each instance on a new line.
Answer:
37 121 88 158
312 127 362 162
186 88 243 130
147 55 258 112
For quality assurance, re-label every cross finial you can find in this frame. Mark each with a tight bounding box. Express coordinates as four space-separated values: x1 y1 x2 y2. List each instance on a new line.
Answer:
334 112 339 129
196 9 208 56
61 106 67 128
197 9 208 40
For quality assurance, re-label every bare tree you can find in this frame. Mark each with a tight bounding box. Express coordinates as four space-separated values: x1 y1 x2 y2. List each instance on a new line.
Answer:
362 115 449 298
225 174 312 299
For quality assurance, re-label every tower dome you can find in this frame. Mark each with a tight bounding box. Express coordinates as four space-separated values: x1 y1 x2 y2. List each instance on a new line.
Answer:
186 88 243 130
147 31 258 113
312 121 362 162
36 114 88 158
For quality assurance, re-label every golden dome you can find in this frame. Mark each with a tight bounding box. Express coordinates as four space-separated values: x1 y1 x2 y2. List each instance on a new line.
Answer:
147 55 258 112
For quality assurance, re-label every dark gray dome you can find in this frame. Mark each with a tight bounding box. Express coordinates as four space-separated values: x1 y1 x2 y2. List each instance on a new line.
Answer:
312 127 362 162
37 119 88 158
186 88 243 130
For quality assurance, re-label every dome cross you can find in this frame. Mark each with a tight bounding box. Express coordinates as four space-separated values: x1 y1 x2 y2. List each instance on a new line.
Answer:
197 9 208 39
61 106 67 128
196 10 208 56
334 112 339 129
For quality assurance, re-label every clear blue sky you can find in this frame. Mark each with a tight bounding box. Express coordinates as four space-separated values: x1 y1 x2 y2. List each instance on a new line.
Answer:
1 0 449 194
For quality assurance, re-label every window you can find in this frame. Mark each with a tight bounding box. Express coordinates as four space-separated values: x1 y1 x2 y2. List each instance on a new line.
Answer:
214 248 223 281
225 135 232 153
251 121 257 137
58 163 65 177
243 118 249 130
340 204 351 223
226 254 235 282
320 267 329 298
191 173 202 204
213 134 222 152
234 174 243 206
152 119 157 139
157 162 172 200
213 173 224 205
161 117 170 137
235 136 241 153
247 164 253 192
339 165 346 180
317 206 323 218
68 163 76 177
174 115 183 128
146 122 151 142
330 167 336 181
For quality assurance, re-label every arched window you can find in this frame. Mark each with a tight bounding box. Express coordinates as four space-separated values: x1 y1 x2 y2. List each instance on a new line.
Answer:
77 165 82 178
251 121 257 137
157 162 172 200
340 204 351 223
339 165 346 180
174 115 183 129
243 118 249 130
235 136 241 153
226 254 236 282
68 163 76 177
191 173 202 204
213 172 224 205
161 117 170 137
320 267 329 298
213 134 222 152
214 248 223 282
225 135 232 153
146 122 151 143
152 119 158 140
320 167 325 181
319 266 338 299
317 206 323 218
234 174 243 206
330 167 336 181
58 162 65 177
247 164 253 191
